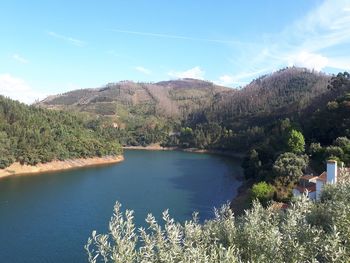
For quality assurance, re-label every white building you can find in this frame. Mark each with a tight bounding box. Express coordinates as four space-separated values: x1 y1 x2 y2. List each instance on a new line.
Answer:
293 160 347 200
292 175 318 200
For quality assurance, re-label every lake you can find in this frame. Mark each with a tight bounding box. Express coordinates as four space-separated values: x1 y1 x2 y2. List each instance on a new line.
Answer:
0 150 242 263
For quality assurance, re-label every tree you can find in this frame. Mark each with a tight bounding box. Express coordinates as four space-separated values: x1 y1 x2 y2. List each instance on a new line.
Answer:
308 142 322 155
273 152 308 184
324 146 344 161
0 95 122 168
287 130 305 154
334 137 350 149
250 182 275 205
0 131 14 168
242 149 261 179
180 127 193 146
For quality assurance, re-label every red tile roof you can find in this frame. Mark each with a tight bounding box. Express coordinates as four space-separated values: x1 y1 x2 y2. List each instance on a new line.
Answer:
269 202 289 211
317 172 327 182
295 184 316 193
300 175 317 180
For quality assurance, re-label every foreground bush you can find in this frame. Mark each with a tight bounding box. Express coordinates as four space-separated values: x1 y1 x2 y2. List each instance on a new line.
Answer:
86 183 350 263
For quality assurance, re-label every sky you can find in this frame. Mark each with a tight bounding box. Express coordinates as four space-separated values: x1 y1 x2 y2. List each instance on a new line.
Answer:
0 0 350 103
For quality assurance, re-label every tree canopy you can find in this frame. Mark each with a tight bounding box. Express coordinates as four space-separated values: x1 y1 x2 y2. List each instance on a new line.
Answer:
0 96 122 168
287 129 305 154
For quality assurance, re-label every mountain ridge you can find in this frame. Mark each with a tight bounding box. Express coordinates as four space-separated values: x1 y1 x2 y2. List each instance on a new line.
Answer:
37 67 338 149
38 78 231 125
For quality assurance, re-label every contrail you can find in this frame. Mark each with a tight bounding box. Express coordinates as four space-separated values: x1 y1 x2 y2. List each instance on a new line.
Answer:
108 28 245 45
47 31 86 47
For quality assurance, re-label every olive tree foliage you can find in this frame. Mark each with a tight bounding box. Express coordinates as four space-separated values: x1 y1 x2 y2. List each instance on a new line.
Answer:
85 202 238 263
86 183 350 263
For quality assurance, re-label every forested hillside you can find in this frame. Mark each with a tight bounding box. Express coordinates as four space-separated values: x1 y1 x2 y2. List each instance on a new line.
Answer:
161 68 337 150
239 72 350 201
40 79 227 121
0 96 122 169
39 67 333 148
38 67 350 201
38 78 229 146
190 67 330 127
38 68 349 155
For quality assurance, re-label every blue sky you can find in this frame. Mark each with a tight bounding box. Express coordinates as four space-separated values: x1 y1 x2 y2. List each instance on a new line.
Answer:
0 0 350 103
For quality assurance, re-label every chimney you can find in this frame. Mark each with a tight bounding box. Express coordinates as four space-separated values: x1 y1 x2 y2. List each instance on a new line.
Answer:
326 160 337 184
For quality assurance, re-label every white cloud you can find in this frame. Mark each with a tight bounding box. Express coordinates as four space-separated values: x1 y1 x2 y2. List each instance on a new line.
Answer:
291 0 350 51
47 31 86 47
218 75 235 86
279 0 350 70
217 74 250 87
12 54 29 64
327 57 350 70
168 66 205 79
67 82 83 91
135 66 151 75
0 74 45 104
220 0 350 86
287 51 329 71
216 68 270 86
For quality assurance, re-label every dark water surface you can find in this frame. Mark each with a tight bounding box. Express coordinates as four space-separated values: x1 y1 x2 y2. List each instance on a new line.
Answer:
0 150 242 262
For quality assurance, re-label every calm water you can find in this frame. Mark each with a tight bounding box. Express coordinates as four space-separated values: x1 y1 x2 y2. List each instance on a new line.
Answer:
0 150 242 263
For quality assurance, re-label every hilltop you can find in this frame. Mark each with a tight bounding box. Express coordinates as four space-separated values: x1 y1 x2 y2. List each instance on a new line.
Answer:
38 67 334 147
190 67 330 127
38 78 229 123
39 68 331 126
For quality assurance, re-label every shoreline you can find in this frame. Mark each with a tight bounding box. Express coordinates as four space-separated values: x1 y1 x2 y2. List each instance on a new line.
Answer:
124 144 247 213
230 179 253 215
2 146 248 213
0 155 124 179
123 144 245 159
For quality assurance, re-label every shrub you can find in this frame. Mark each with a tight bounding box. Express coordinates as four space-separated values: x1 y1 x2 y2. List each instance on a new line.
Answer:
250 182 275 205
86 182 350 262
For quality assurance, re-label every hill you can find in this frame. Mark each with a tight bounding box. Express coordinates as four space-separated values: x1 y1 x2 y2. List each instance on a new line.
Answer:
39 78 229 123
38 78 231 146
36 68 350 200
0 96 122 169
189 67 330 128
39 67 335 147
38 67 349 152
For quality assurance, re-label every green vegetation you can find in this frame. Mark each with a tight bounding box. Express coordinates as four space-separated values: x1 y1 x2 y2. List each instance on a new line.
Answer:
220 71 349 201
250 182 274 205
38 68 333 151
1 67 348 261
273 153 308 184
287 129 305 154
86 180 350 263
38 79 227 147
0 96 122 168
38 68 350 201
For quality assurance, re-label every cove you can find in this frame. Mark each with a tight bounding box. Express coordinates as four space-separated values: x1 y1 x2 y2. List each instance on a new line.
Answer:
0 150 242 263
